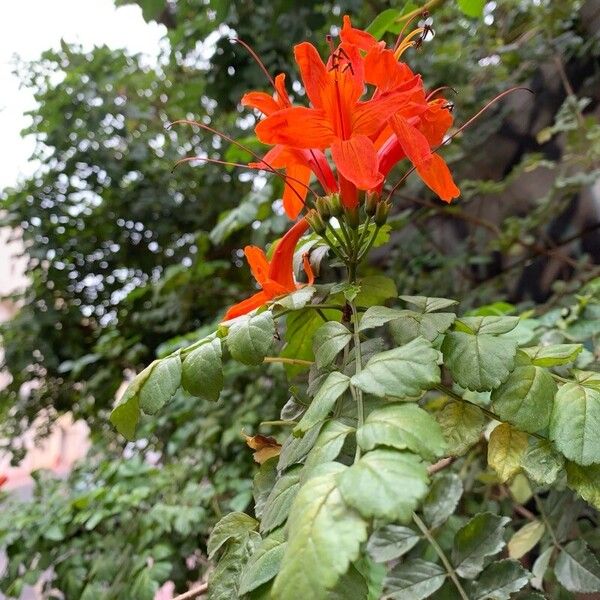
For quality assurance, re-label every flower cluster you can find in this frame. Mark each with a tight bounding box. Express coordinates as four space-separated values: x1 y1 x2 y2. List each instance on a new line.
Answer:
225 16 459 320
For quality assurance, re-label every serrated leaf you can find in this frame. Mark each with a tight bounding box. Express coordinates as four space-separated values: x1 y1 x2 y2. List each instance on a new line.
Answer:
294 372 350 435
508 521 545 559
181 338 223 401
139 353 182 414
359 306 406 331
227 311 274 365
441 331 517 392
566 461 600 510
522 344 582 367
550 382 600 465
273 285 316 310
238 530 286 595
260 469 301 534
313 322 352 368
452 512 510 579
491 365 556 433
521 439 564 485
207 512 258 559
355 275 398 306
437 401 485 456
110 363 153 439
467 559 530 600
281 309 338 376
367 525 420 562
555 540 600 593
390 311 456 345
272 463 368 600
278 422 324 470
304 420 354 470
423 473 463 529
352 337 441 398
488 423 528 483
456 316 519 335
384 559 446 599
400 295 458 313
357 403 446 461
339 450 429 522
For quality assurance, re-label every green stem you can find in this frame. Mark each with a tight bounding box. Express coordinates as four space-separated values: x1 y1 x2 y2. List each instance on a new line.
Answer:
355 217 372 256
260 420 297 427
327 222 351 257
533 493 562 550
357 225 380 262
412 513 469 600
263 356 313 367
350 300 364 462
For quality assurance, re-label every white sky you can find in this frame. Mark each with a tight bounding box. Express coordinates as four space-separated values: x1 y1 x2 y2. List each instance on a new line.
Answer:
0 0 166 189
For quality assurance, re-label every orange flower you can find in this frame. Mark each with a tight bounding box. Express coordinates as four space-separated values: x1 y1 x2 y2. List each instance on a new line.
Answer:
224 218 313 320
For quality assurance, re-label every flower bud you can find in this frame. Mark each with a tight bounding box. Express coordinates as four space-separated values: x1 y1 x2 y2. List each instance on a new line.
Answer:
374 200 390 226
305 209 327 235
344 205 360 229
316 197 331 221
364 191 380 217
328 193 343 218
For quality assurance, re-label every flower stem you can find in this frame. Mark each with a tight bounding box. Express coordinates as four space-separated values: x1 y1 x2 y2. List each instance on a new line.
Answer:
412 512 469 600
350 299 364 462
263 356 313 366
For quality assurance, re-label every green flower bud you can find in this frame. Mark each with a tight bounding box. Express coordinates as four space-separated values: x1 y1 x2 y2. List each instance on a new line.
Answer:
344 205 360 229
328 193 343 218
306 209 327 235
364 191 380 217
316 197 331 221
374 200 390 226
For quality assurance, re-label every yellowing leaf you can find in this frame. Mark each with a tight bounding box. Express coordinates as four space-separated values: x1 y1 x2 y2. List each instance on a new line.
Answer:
487 423 528 482
508 520 545 559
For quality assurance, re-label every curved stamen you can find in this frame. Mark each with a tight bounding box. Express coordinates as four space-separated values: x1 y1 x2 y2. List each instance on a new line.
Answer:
231 37 276 90
393 10 427 51
426 86 458 101
384 86 534 202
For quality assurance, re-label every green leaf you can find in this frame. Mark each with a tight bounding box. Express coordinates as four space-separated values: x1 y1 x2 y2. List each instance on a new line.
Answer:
278 422 324 470
366 8 402 39
367 525 420 562
508 520 545 559
522 344 582 367
457 0 486 17
272 463 368 600
390 311 456 345
238 530 286 595
110 366 150 439
351 337 441 398
441 330 518 392
422 473 463 529
339 450 429 522
383 559 446 600
139 353 182 415
400 296 458 313
488 423 528 483
359 306 406 332
273 286 316 310
566 461 600 510
550 381 600 465
531 546 553 590
452 512 510 579
521 439 564 485
253 459 277 520
281 309 338 377
294 372 350 435
304 420 354 470
354 275 398 306
555 540 600 593
329 564 370 600
227 311 274 366
357 403 446 461
437 401 485 456
455 316 519 335
467 559 530 599
491 365 556 433
313 322 352 369
207 512 258 559
181 338 223 401
260 469 301 534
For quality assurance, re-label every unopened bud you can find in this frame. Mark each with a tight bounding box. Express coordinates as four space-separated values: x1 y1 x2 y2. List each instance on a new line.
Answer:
306 209 327 235
374 200 390 226
316 197 331 221
328 193 343 218
344 205 360 229
364 191 380 217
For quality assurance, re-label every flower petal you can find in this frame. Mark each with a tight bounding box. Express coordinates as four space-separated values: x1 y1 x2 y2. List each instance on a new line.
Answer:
416 154 460 202
224 291 270 320
244 246 270 286
418 98 453 146
340 15 377 51
282 163 311 219
294 42 330 109
241 91 280 116
364 46 415 93
331 135 383 190
255 107 334 149
268 218 309 289
390 113 432 167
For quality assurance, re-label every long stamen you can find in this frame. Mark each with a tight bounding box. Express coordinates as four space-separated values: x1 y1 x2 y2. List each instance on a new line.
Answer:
393 10 426 51
426 86 458 101
394 28 426 59
384 87 534 202
168 119 318 202
231 38 276 90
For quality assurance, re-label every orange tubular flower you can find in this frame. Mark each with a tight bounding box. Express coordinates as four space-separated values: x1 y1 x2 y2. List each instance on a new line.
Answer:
242 74 337 219
224 218 313 320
